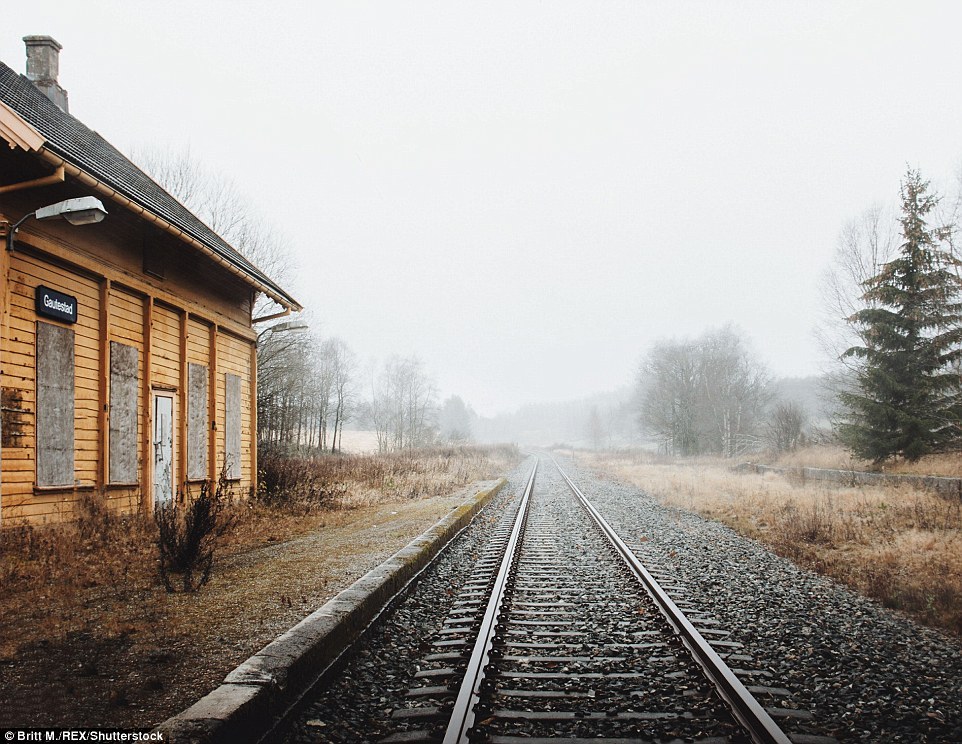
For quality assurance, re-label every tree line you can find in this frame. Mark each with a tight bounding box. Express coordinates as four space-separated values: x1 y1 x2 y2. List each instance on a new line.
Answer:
259 342 474 453
257 330 356 451
636 326 809 457
636 167 962 463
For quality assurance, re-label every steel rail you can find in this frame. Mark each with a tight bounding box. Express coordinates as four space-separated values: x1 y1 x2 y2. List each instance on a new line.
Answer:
442 460 538 744
553 458 792 744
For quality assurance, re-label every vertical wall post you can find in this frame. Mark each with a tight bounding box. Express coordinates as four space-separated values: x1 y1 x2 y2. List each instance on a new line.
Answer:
141 297 153 513
0 218 10 525
249 337 257 497
97 278 110 491
208 322 218 483
178 308 188 496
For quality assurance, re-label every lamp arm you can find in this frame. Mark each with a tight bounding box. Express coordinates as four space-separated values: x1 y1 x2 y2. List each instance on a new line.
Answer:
6 210 37 253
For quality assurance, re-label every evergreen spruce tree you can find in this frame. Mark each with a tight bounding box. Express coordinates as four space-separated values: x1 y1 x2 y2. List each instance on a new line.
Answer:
839 169 962 462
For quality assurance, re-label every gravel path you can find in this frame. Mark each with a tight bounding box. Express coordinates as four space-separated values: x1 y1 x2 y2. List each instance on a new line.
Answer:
565 455 962 743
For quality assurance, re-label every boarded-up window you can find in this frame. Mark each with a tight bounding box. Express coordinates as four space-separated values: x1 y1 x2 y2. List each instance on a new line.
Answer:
36 322 74 486
109 342 139 483
187 363 208 480
224 373 242 480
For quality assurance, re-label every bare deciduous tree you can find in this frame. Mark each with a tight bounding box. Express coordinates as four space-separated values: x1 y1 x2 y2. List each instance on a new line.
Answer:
325 338 357 453
639 337 700 455
256 328 310 449
638 326 772 457
817 205 898 368
132 145 295 318
370 355 438 452
256 329 357 453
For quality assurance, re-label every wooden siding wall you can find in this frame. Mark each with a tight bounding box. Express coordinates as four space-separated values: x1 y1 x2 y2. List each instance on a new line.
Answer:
151 303 181 390
108 287 145 494
1 244 257 525
216 331 253 487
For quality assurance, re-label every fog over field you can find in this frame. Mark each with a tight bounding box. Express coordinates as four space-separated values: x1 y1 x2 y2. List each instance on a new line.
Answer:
5 2 962 419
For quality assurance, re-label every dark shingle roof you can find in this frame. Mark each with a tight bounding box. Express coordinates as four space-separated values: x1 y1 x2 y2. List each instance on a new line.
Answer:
0 61 299 310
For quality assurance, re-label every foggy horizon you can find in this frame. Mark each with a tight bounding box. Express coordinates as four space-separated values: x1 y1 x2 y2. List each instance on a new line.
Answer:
4 2 961 417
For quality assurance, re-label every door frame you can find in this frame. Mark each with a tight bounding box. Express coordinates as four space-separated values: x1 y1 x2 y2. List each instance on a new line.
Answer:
151 390 176 509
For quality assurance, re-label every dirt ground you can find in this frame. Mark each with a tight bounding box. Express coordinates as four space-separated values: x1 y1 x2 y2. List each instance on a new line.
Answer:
0 482 494 730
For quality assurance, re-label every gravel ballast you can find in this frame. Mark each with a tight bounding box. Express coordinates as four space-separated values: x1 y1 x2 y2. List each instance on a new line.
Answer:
565 456 962 742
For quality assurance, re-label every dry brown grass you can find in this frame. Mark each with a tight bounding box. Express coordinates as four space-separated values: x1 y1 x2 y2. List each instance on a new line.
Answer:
256 444 517 512
0 445 520 727
577 449 962 637
764 444 866 471
764 443 962 477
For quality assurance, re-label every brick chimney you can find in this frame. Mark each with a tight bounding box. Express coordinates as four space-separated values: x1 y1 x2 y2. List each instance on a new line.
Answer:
23 35 68 112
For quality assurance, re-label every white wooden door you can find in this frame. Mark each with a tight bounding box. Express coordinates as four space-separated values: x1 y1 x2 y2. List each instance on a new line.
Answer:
153 393 175 507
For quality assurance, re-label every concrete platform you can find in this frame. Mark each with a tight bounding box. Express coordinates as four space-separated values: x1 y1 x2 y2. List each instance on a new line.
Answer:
156 477 507 743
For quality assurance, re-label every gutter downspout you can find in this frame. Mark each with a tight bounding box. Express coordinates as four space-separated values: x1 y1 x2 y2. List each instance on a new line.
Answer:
0 165 65 194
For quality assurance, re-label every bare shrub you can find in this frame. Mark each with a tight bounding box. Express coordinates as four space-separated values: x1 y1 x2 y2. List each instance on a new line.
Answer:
257 452 348 512
155 475 235 593
0 523 57 585
778 496 836 546
0 493 151 590
766 402 807 453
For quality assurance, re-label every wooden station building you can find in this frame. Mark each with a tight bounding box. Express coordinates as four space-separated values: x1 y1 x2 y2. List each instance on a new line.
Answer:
0 37 300 524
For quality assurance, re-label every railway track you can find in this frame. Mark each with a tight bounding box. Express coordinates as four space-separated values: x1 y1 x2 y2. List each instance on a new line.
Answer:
382 457 831 744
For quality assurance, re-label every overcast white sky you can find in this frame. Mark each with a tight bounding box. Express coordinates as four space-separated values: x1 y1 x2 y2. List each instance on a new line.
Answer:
4 2 962 415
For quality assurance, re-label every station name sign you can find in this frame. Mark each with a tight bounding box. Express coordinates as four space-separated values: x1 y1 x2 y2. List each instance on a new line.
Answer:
35 285 78 324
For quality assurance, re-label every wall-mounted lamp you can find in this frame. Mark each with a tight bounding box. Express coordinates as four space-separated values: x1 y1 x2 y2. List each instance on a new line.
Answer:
6 196 108 251
256 319 309 343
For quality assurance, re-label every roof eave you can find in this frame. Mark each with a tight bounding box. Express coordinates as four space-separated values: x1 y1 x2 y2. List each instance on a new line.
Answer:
37 147 302 312
1 97 300 312
0 97 44 152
